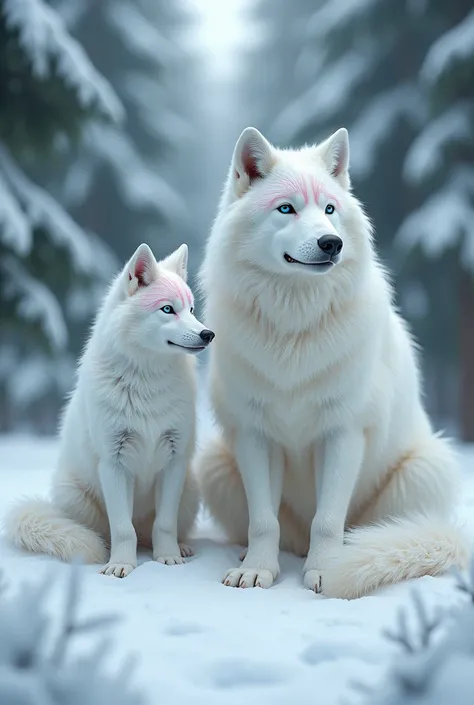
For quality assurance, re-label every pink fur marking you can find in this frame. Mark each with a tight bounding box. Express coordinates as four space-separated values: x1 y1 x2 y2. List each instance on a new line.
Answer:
139 273 193 312
259 174 308 210
310 176 340 208
258 173 341 211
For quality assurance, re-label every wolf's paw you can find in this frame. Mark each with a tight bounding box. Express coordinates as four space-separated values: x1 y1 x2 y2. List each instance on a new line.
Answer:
222 567 275 589
100 562 135 578
154 554 186 566
179 543 194 558
303 569 323 594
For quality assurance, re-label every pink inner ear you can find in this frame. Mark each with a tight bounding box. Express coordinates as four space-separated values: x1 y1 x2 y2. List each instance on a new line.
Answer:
242 145 262 182
133 256 150 286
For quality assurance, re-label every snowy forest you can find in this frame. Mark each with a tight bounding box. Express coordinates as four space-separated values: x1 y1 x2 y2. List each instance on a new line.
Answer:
1 0 473 442
1 2 474 705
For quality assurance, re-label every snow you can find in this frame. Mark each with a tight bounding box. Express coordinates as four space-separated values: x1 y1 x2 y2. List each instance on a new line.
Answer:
1 425 473 705
397 167 474 269
422 9 474 85
3 0 123 122
271 48 377 142
0 145 97 274
350 83 425 178
106 1 175 68
404 104 473 184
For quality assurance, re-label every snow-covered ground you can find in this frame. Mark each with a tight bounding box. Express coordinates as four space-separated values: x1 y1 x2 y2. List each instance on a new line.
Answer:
0 430 473 705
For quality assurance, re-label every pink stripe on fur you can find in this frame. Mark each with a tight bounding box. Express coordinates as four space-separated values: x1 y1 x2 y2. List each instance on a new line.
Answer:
258 174 340 211
139 274 193 312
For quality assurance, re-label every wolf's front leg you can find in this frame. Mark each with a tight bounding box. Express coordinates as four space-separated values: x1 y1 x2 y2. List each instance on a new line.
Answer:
303 429 364 593
98 460 137 578
152 452 189 565
223 432 283 589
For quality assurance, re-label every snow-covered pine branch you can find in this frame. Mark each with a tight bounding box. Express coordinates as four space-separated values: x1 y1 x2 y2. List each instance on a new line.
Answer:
105 0 175 68
403 103 473 185
421 9 474 87
63 123 185 219
3 0 123 122
397 167 474 270
365 558 474 704
270 47 377 143
0 145 97 273
350 83 426 179
0 564 145 704
305 0 381 42
398 5 474 276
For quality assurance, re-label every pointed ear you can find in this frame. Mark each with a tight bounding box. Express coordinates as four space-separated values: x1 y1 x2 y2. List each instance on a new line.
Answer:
317 128 350 189
160 243 188 282
231 127 276 197
126 243 157 295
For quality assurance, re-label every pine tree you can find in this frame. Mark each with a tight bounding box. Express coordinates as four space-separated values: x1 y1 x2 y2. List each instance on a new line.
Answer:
0 0 122 431
58 0 189 265
399 3 474 441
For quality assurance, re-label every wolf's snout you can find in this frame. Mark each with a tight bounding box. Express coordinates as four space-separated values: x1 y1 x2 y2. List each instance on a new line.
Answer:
318 234 343 257
200 329 215 345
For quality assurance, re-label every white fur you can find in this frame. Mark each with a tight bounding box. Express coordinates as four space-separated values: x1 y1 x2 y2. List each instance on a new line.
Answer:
196 126 470 598
4 243 214 578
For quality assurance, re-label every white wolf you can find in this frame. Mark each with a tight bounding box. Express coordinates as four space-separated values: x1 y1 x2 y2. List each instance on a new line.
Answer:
5 243 215 577
197 126 469 599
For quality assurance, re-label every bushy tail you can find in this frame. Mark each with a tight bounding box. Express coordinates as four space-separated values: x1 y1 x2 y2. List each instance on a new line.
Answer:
321 515 470 599
3 498 108 564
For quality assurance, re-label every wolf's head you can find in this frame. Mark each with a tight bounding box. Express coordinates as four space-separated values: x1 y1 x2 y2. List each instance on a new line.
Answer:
213 127 372 287
113 243 214 357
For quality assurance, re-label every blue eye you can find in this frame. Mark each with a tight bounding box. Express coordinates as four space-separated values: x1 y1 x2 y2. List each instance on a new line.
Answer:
161 305 175 314
325 204 335 215
277 203 296 214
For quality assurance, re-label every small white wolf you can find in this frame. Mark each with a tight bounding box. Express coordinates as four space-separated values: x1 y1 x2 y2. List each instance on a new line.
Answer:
5 243 215 577
197 126 470 599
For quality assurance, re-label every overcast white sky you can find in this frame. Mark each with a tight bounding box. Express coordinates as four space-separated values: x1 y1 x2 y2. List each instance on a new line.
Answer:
186 0 258 78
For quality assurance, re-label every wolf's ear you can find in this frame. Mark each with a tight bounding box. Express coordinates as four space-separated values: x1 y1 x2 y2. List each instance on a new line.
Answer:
317 128 350 189
160 243 188 282
126 243 157 295
231 127 276 197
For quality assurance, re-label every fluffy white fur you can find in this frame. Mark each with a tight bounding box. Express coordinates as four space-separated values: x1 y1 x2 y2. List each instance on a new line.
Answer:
196 126 470 599
4 243 214 577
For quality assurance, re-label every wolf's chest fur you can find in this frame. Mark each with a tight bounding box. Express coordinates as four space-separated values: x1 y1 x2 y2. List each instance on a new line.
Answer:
213 291 378 448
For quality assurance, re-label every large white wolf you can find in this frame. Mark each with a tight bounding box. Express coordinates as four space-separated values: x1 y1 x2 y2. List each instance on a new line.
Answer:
197 126 469 599
5 243 215 577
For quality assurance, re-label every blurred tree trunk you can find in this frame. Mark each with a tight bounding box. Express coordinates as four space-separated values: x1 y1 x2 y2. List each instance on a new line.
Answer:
459 269 474 442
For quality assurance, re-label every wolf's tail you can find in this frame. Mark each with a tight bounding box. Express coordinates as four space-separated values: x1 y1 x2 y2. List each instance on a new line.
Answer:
320 515 470 599
3 498 107 564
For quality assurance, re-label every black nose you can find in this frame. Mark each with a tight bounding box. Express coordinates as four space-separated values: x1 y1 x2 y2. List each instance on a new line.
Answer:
318 234 343 257
199 329 215 345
